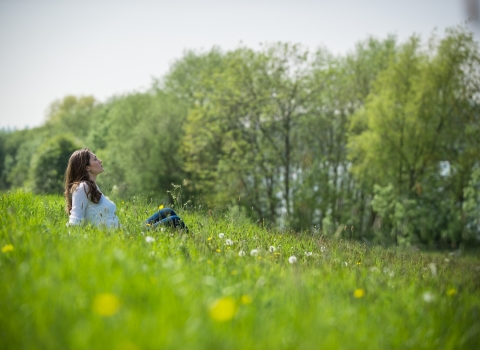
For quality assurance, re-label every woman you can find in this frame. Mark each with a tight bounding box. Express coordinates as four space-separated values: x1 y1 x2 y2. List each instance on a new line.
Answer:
64 148 187 231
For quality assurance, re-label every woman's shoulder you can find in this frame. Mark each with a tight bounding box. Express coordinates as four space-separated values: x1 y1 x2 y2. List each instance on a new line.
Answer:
72 181 90 193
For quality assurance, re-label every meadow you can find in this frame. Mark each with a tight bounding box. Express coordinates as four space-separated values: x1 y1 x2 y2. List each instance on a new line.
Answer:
1 190 479 350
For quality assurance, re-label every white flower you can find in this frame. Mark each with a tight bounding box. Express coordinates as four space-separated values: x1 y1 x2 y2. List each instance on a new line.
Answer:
305 251 313 256
250 249 258 256
422 292 435 303
145 236 155 243
288 256 297 264
218 233 225 239
320 246 326 252
160 227 166 232
225 239 234 246
238 250 246 257
269 246 276 252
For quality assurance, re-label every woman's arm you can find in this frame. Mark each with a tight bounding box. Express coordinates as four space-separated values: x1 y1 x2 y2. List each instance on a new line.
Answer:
67 182 89 226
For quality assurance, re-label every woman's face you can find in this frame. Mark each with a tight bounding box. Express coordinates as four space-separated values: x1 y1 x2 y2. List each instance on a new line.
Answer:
87 152 104 176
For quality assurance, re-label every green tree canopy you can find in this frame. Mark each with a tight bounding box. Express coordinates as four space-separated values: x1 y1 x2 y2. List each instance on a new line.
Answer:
30 135 80 194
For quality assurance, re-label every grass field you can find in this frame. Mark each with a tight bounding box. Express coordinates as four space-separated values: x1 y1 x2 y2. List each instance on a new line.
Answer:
1 191 479 349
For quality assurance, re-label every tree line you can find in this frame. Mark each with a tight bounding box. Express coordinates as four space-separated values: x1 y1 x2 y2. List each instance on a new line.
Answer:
1 25 479 247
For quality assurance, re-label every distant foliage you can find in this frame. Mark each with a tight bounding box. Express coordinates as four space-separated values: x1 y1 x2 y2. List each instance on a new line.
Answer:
45 95 96 139
2 24 479 247
30 135 79 194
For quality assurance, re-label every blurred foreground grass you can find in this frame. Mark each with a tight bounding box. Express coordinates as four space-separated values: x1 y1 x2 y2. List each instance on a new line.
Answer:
1 191 479 349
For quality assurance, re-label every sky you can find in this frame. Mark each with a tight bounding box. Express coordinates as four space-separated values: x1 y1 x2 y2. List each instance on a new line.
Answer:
0 0 478 129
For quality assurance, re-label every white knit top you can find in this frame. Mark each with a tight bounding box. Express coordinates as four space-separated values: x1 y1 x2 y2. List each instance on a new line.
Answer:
67 182 120 228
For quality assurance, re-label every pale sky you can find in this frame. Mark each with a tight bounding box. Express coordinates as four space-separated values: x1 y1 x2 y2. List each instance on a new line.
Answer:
0 0 477 129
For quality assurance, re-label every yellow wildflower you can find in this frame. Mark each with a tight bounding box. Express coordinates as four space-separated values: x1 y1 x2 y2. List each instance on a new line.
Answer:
116 342 140 350
159 205 164 210
209 297 238 322
92 293 121 316
447 288 457 296
240 295 253 304
354 288 365 299
207 237 212 241
216 249 221 253
2 244 14 253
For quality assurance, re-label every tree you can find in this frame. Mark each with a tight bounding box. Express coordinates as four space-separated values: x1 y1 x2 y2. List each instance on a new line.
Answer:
181 43 317 226
44 95 97 140
90 91 189 200
30 135 79 194
348 26 480 245
289 36 397 233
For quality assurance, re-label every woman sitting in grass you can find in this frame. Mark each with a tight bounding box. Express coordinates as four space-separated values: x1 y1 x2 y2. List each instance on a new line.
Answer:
64 148 187 231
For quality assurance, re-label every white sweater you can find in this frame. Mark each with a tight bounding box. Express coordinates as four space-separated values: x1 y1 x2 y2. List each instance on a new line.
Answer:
67 182 120 228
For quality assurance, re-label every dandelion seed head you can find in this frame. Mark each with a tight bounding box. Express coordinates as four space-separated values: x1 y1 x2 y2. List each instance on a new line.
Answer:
269 246 276 252
305 251 313 256
288 256 297 264
238 250 246 257
250 249 258 256
422 292 435 303
320 246 326 252
428 263 437 277
225 239 234 246
218 233 225 239
145 236 155 243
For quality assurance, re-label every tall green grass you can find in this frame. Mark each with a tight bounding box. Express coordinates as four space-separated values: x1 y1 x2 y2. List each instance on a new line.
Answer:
1 191 479 349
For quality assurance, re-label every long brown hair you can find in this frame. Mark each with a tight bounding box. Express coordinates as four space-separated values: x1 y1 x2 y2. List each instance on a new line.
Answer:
64 148 102 214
